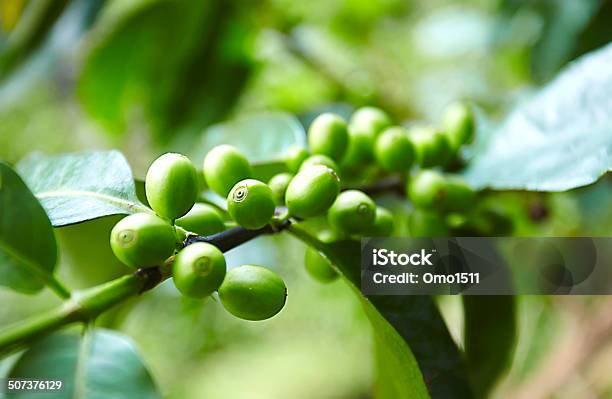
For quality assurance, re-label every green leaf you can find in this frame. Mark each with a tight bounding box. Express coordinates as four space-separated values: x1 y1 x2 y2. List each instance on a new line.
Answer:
0 162 59 295
495 0 600 82
16 150 148 227
57 216 130 289
8 328 160 399
289 225 472 399
463 42 612 191
77 0 253 140
462 296 516 398
0 0 70 79
187 112 307 164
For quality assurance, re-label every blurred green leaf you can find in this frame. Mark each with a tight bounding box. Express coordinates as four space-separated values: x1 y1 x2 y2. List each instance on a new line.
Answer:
289 224 473 399
9 328 160 398
78 0 254 140
57 216 130 289
252 160 290 184
496 0 600 82
572 0 612 61
187 112 306 163
0 162 58 295
0 0 27 32
16 150 148 227
463 43 612 191
463 296 516 398
0 0 69 79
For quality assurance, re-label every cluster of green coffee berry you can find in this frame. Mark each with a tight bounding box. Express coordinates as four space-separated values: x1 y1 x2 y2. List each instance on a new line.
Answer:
109 153 285 321
107 102 483 321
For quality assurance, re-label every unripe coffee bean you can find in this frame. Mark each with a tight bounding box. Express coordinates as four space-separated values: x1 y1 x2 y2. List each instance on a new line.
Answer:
304 247 338 283
408 209 449 237
328 190 376 234
341 128 375 169
300 154 339 173
285 146 310 173
218 265 287 321
342 108 391 169
285 165 340 218
349 107 392 138
409 171 476 212
407 170 447 209
443 175 476 212
203 145 252 197
374 127 415 172
409 126 452 168
443 101 475 149
308 113 349 161
369 206 394 236
110 213 177 268
268 172 293 205
227 179 275 230
173 242 226 298
467 206 514 236
175 203 225 236
145 153 198 220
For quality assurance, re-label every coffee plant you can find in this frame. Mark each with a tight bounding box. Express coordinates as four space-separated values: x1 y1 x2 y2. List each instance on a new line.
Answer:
1 2 612 397
0 102 489 398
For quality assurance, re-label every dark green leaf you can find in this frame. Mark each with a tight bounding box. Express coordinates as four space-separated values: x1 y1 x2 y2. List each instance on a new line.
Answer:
16 150 148 227
188 112 307 164
463 296 516 398
463 43 612 191
572 1 612 61
9 328 160 399
0 162 57 294
289 224 473 399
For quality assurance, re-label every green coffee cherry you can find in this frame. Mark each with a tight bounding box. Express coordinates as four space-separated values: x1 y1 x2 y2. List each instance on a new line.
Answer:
203 145 253 197
300 154 339 173
110 213 177 268
285 146 310 173
409 126 452 168
328 190 376 234
145 153 198 220
374 127 415 172
218 265 287 321
407 170 447 209
342 107 392 168
340 128 375 169
227 179 275 230
172 242 226 298
450 205 513 237
443 101 475 149
443 175 476 212
408 209 449 237
472 206 513 236
286 165 340 218
349 107 392 138
408 170 476 212
369 206 394 236
268 172 293 205
308 113 349 161
304 247 338 283
175 203 225 236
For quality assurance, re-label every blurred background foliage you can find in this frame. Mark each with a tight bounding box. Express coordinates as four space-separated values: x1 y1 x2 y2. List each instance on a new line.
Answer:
1 0 612 398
